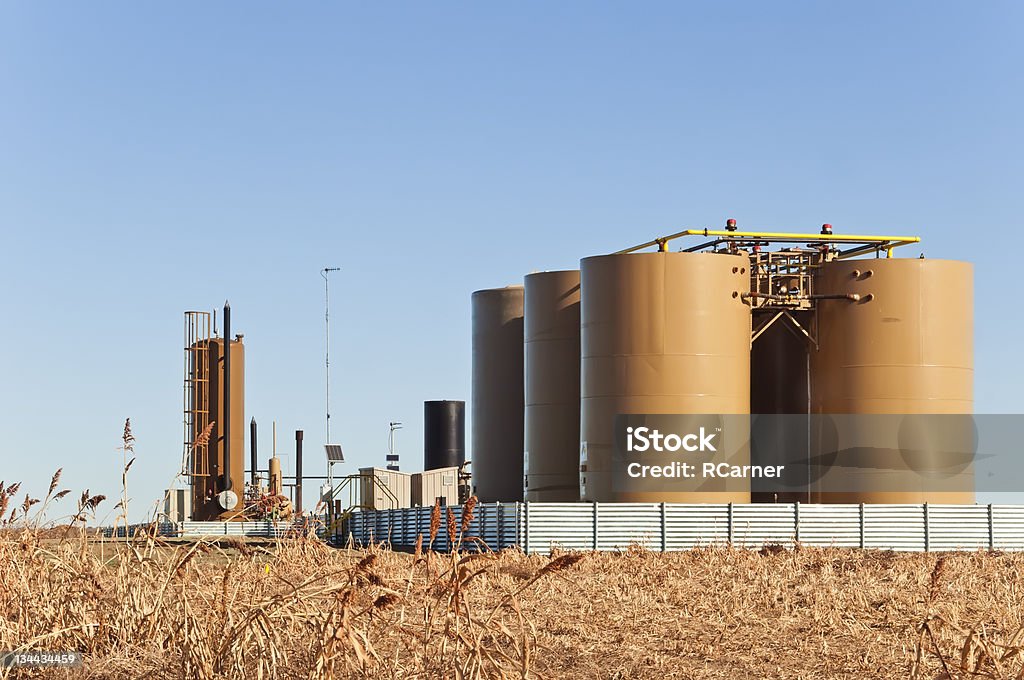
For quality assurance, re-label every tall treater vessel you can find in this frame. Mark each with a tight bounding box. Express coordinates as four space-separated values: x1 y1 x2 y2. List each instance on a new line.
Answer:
184 304 246 521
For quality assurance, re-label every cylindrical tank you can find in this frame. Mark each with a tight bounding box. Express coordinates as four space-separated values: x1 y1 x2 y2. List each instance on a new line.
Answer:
190 336 245 521
269 456 283 496
524 270 581 502
580 252 751 503
424 400 466 470
810 258 974 503
750 312 810 503
471 286 525 502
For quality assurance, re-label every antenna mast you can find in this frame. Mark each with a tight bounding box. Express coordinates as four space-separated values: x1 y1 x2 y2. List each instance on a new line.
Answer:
322 267 341 444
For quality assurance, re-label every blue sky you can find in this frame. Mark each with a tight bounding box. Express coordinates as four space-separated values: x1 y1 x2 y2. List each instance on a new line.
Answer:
1 2 1021 521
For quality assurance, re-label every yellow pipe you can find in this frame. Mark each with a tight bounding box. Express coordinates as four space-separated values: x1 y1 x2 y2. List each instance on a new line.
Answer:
618 228 920 254
679 229 920 243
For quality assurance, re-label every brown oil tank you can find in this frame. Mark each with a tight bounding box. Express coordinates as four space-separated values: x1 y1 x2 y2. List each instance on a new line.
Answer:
750 312 810 503
580 252 751 503
524 270 581 502
471 286 525 502
810 258 974 503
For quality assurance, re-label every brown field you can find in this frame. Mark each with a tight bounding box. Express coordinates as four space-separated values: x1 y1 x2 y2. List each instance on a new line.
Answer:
2 519 1024 680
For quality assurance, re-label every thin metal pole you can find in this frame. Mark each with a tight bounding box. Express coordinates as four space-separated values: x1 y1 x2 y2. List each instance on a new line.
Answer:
295 430 303 514
223 301 232 492
250 417 258 485
322 267 341 444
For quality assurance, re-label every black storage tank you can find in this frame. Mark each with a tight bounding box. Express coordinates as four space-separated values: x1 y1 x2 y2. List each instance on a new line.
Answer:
424 400 466 471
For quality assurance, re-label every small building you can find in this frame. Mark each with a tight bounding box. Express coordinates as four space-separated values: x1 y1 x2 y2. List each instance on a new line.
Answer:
358 467 412 510
162 488 192 522
412 466 459 507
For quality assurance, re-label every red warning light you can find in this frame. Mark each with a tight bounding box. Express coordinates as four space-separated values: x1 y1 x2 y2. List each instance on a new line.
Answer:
821 223 833 235
726 218 737 232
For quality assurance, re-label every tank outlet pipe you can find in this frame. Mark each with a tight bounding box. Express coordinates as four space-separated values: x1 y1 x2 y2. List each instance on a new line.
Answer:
809 293 862 302
223 300 232 491
741 291 803 302
742 292 861 302
250 417 258 485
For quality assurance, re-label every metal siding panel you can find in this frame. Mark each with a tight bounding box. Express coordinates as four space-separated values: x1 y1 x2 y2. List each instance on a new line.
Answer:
798 505 862 548
993 506 1024 551
664 504 731 549
527 503 594 552
597 504 662 551
731 504 797 548
863 505 926 551
928 505 989 551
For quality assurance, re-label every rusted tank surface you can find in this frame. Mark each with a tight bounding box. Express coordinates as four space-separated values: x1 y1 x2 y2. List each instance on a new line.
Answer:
580 252 751 503
524 270 581 502
750 312 810 503
190 337 246 520
810 258 974 503
471 286 525 502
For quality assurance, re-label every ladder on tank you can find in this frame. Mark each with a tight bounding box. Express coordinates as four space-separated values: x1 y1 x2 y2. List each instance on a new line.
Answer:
183 311 212 478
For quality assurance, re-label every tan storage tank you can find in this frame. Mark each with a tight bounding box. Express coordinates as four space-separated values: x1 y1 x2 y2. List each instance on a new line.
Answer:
524 270 581 502
580 252 751 503
810 258 974 503
471 286 525 502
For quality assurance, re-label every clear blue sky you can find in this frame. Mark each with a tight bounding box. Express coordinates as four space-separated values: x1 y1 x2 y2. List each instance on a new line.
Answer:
1 2 1021 521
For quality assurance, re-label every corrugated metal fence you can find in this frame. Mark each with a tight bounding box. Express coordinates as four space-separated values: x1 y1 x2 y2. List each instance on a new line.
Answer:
102 520 312 538
344 503 521 551
344 503 1024 554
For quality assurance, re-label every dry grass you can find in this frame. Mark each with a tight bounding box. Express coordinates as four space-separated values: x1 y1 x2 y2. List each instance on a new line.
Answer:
2 484 1024 678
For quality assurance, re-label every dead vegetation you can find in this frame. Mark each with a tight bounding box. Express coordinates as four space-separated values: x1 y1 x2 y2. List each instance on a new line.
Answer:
2 479 1024 679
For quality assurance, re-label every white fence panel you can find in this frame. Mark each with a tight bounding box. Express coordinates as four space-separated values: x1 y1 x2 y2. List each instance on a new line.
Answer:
596 504 662 551
928 505 990 551
665 504 730 549
732 504 796 548
993 506 1024 551
798 505 862 548
863 505 926 551
526 503 593 552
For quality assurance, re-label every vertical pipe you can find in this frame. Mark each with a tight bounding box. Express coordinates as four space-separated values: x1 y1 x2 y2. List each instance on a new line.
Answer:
223 301 232 491
295 430 304 514
250 417 258 485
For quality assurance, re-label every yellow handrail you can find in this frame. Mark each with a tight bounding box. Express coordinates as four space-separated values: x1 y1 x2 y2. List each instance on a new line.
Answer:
617 228 920 256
